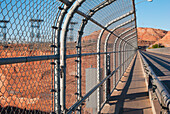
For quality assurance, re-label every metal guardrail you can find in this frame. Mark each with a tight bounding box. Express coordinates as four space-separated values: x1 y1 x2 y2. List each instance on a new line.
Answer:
139 51 170 112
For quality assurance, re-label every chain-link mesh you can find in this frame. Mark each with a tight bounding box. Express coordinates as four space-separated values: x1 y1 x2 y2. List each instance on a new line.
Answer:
0 0 138 113
0 0 62 58
0 0 62 113
0 61 52 113
64 0 137 113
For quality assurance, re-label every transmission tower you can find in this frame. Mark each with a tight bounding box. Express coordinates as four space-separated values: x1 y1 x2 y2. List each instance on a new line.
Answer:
0 19 9 45
29 18 43 43
68 22 78 42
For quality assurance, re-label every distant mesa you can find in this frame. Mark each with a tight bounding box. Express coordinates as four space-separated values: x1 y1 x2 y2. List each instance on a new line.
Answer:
81 27 169 47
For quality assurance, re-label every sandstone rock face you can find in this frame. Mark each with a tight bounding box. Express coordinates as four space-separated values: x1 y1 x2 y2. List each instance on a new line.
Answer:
82 27 170 47
153 31 170 47
137 27 167 41
137 27 168 47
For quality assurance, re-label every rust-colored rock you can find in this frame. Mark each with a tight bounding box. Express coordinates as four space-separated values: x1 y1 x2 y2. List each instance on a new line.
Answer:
137 27 168 47
137 27 167 41
153 31 170 47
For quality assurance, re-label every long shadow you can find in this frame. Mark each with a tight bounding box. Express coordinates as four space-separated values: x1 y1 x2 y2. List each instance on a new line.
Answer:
108 54 137 114
119 107 151 114
0 106 49 114
141 52 166 76
142 51 170 68
147 51 170 59
109 91 148 102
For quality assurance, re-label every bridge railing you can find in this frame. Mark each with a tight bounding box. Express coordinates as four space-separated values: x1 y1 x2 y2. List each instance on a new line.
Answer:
139 51 170 113
0 0 138 113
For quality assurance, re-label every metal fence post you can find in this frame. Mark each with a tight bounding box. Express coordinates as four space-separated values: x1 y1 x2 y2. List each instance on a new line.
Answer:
114 39 117 88
118 48 121 80
53 2 74 113
76 19 88 113
60 0 85 113
106 54 111 99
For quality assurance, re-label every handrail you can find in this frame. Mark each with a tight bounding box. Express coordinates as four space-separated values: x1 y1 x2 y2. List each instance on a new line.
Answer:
0 50 135 65
139 51 170 111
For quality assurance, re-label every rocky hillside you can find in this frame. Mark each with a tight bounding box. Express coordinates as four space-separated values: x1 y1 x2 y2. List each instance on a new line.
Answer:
153 31 170 47
137 27 169 47
81 27 169 47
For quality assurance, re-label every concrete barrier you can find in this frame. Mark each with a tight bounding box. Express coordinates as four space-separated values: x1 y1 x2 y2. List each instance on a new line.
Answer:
146 47 170 55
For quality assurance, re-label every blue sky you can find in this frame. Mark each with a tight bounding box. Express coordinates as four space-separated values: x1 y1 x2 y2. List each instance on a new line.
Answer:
135 0 170 31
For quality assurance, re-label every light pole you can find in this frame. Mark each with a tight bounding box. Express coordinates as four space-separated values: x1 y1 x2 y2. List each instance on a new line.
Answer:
68 22 78 42
135 0 153 49
136 0 153 5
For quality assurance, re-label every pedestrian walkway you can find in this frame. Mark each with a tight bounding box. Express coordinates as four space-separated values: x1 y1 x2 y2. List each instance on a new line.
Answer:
101 53 152 114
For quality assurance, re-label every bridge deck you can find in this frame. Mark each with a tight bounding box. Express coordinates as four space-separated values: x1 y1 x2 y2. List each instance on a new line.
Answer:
101 53 152 114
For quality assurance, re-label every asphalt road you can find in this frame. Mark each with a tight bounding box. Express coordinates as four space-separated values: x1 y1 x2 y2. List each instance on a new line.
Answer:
141 51 170 94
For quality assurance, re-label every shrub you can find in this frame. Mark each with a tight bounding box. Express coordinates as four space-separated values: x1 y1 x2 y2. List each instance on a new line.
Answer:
152 44 158 48
152 43 165 48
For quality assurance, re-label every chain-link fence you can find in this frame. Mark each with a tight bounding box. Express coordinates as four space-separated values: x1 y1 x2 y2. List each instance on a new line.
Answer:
0 0 138 113
0 0 63 113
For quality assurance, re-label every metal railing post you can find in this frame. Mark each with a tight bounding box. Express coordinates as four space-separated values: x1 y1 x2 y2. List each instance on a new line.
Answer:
60 0 85 113
119 48 121 79
106 54 111 99
53 1 75 113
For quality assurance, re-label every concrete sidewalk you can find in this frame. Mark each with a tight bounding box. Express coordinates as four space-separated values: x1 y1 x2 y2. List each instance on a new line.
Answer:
101 53 152 114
